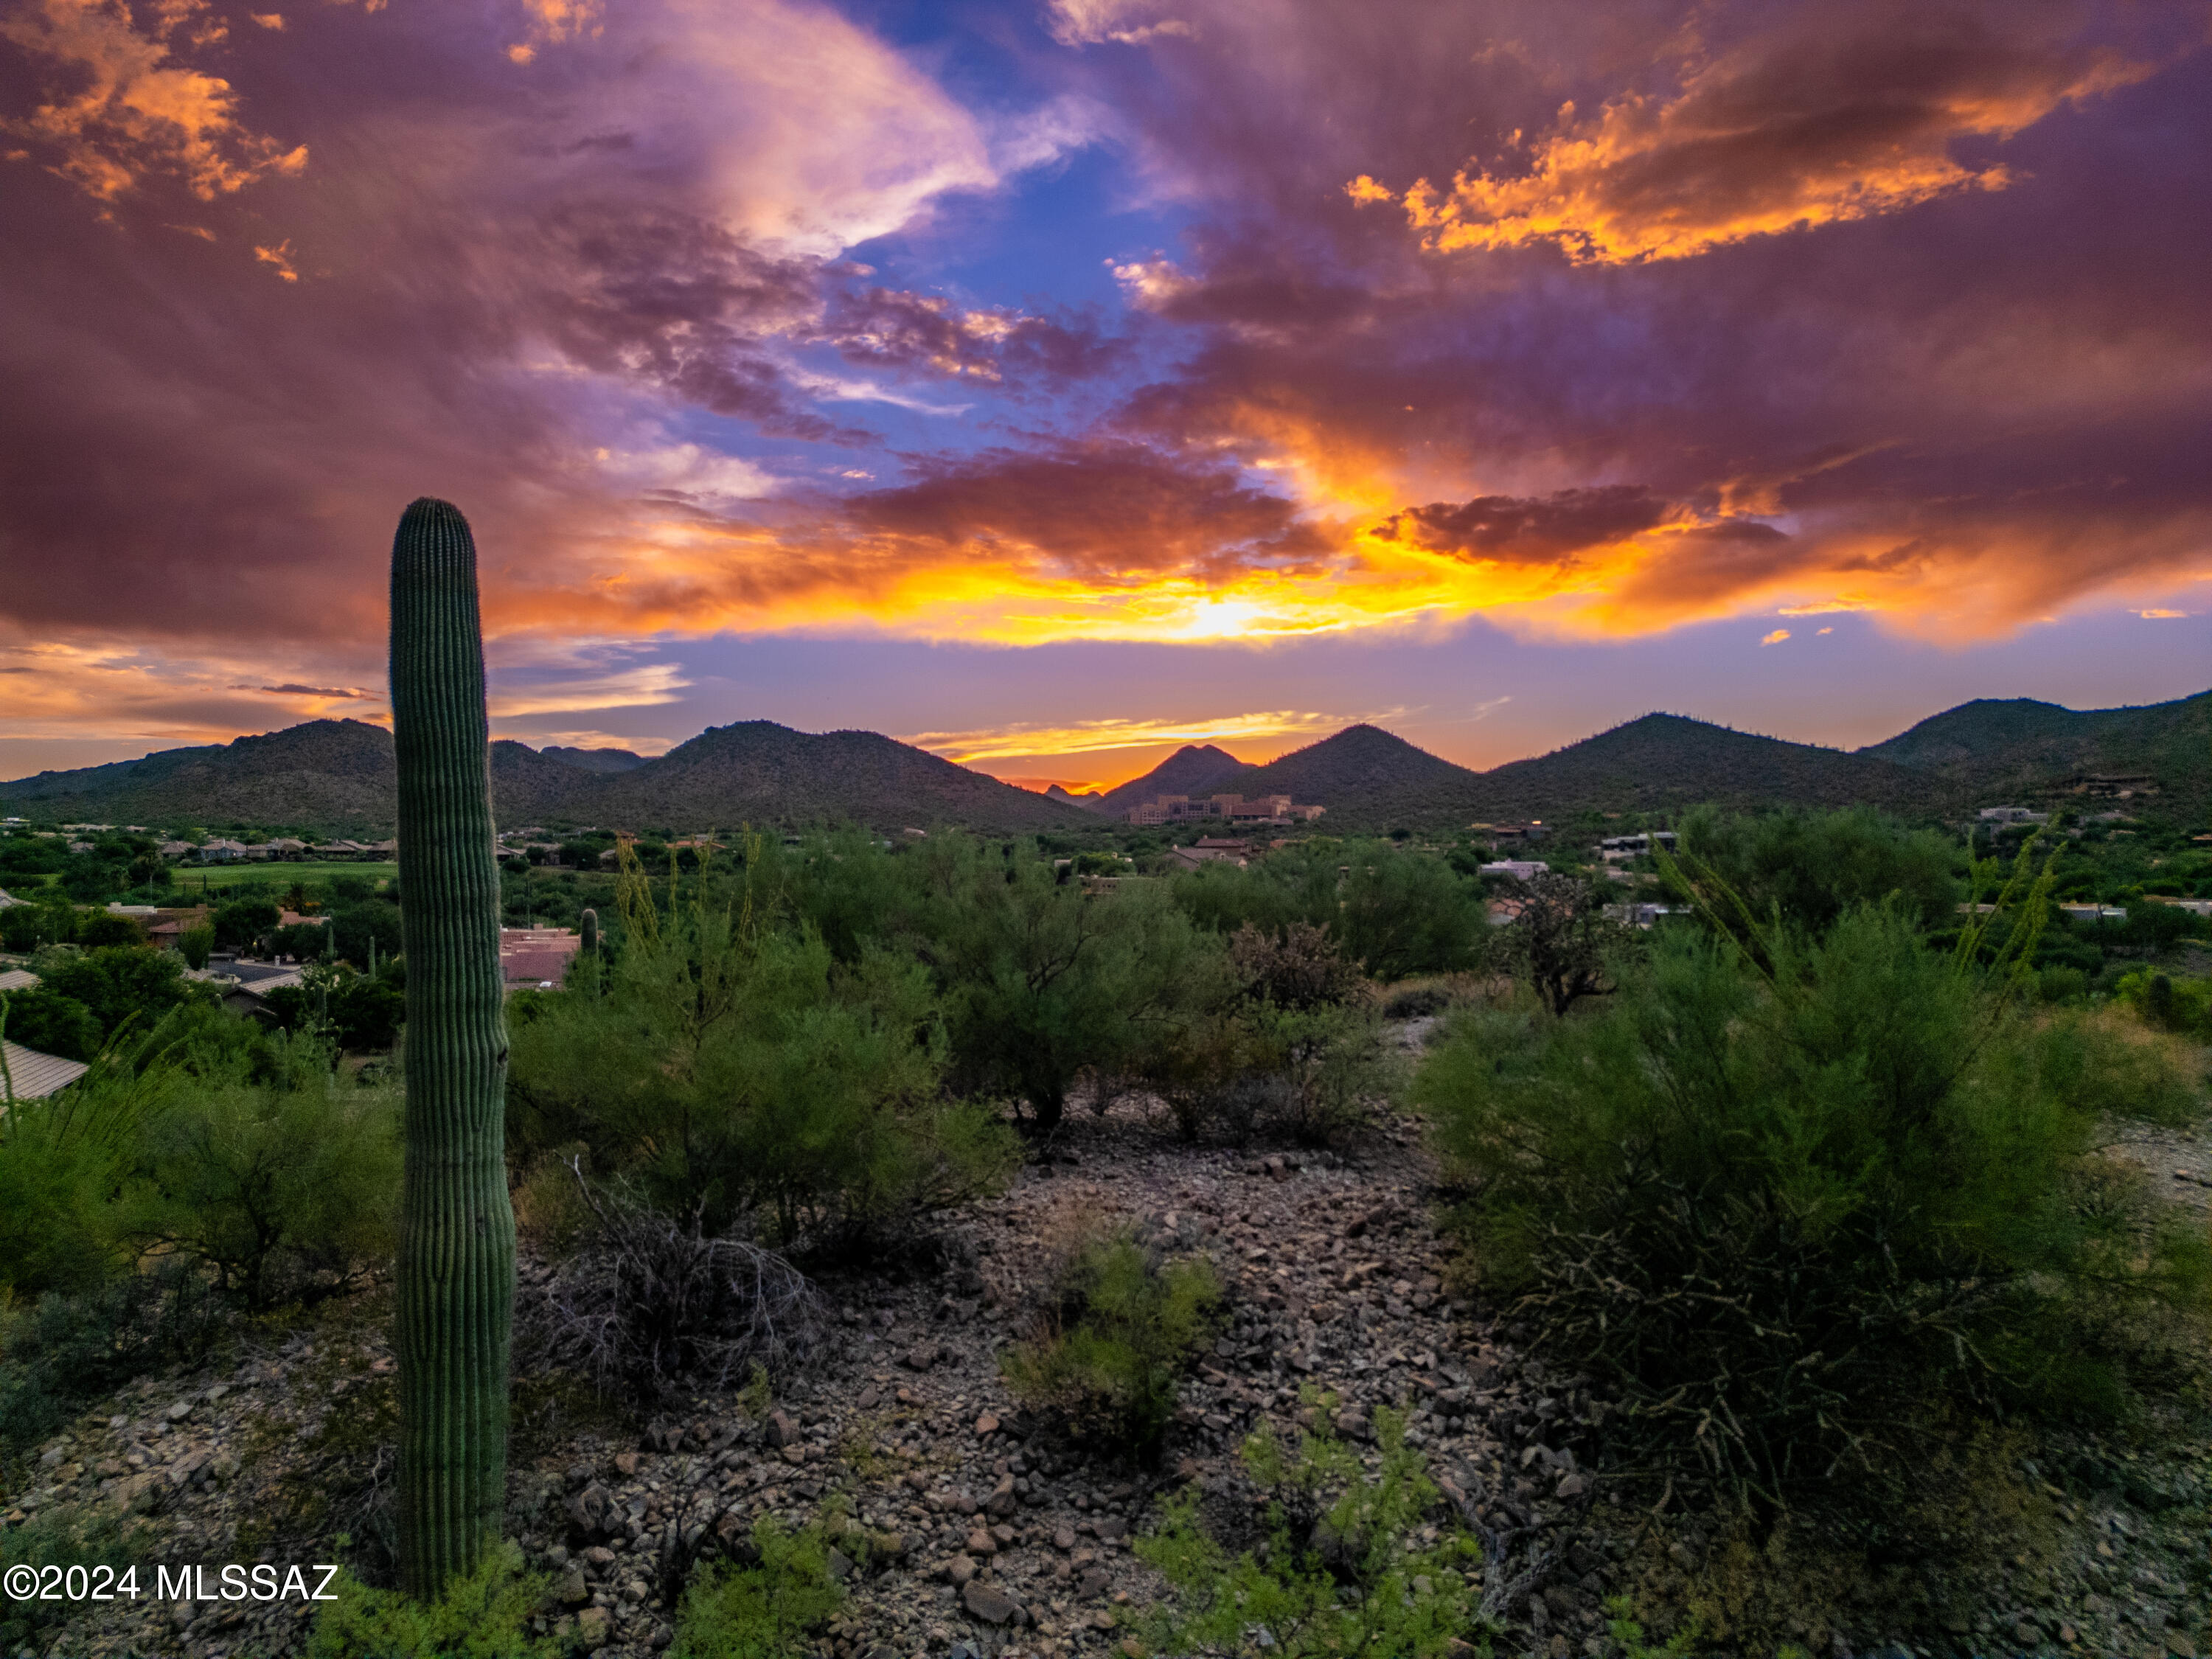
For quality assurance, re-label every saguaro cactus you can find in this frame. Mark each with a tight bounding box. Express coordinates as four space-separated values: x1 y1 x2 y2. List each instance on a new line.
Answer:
579 905 598 954
389 498 515 1597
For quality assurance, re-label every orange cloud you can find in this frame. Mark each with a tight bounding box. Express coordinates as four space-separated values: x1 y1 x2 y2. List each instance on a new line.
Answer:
1356 25 2151 263
1 0 308 201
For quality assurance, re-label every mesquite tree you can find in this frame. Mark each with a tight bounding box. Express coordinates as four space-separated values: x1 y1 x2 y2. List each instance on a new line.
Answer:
389 498 515 1596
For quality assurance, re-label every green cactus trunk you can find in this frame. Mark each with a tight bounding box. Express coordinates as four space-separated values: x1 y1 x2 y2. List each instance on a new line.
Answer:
389 498 515 1598
579 905 598 953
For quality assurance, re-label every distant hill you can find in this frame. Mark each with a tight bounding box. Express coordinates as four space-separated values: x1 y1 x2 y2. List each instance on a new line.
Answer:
7 689 2199 835
0 719 1092 833
0 720 400 830
590 722 1086 831
1095 744 1253 813
542 745 648 774
1457 714 1958 824
1862 690 2208 816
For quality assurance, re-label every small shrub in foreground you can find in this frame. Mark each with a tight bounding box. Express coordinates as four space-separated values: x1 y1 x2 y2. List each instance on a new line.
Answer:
1135 1405 1482 1658
1000 1224 1221 1459
307 1542 558 1659
671 1516 844 1659
0 1503 148 1654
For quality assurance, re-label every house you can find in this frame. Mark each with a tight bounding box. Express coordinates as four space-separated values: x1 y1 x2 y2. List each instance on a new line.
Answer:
1165 845 1247 872
1603 902 1677 929
187 960 306 1019
1976 807 2048 825
1127 793 1321 827
196 838 251 863
1598 832 1677 861
2148 898 2212 917
502 927 582 991
1472 821 1548 844
1478 860 1548 883
158 840 195 860
0 968 40 993
2056 903 2128 924
0 888 24 908
145 907 211 948
1 1039 90 1101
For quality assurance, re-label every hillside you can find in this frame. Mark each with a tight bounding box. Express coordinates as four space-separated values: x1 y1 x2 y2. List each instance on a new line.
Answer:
0 720 401 831
0 720 1093 833
588 722 1091 831
541 745 647 773
1863 690 2209 816
1461 714 1961 823
1094 743 1253 812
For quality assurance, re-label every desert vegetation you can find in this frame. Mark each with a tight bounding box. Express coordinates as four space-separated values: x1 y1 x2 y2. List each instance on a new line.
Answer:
4 757 2211 1659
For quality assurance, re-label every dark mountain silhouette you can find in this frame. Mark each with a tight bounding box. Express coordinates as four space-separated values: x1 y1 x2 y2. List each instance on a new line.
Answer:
1861 690 2208 814
1453 714 1958 826
0 720 400 829
1 719 1091 832
542 745 648 773
7 689 2199 834
588 722 1087 830
1094 743 1253 812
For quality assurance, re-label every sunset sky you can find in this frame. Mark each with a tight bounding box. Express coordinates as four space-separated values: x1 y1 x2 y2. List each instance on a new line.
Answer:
2 0 2208 792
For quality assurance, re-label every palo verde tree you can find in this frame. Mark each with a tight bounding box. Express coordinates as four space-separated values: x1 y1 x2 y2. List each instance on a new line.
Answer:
389 498 516 1596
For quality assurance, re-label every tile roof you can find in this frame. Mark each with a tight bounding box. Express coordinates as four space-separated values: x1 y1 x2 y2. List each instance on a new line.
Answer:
1 1040 90 1101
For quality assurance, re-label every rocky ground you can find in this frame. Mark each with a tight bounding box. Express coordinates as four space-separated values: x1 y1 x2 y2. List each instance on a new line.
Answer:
7 1037 2211 1659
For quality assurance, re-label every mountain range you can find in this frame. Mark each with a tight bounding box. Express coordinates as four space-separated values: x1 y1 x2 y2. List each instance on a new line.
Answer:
2 689 2201 835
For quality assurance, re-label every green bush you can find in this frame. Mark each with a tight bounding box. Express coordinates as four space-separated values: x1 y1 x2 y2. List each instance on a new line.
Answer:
1000 1224 1221 1458
35 945 208 1043
0 1504 149 1652
307 1542 559 1659
1 983 102 1062
671 1517 844 1659
122 1056 402 1310
509 849 1017 1244
0 1265 227 1454
2034 1005 2204 1127
2118 967 2212 1038
1415 905 2211 1517
178 923 215 970
1136 1405 1481 1658
0 1062 142 1297
1672 805 1961 933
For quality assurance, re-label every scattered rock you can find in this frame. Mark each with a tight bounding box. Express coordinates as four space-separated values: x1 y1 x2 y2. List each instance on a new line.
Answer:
961 1579 1023 1625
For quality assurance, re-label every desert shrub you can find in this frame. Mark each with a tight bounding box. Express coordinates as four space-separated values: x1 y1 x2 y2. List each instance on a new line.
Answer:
1383 984 1452 1019
0 901 69 952
1136 1405 1483 1658
1123 924 1396 1145
509 848 1017 1242
307 1542 559 1659
72 909 145 947
1 983 102 1062
121 1057 402 1310
1674 805 1961 933
1228 920 1362 1009
519 1178 830 1405
671 1517 844 1659
0 1062 145 1297
1000 1223 1221 1458
1337 852 1489 978
212 896 280 950
177 923 215 970
2118 967 2212 1038
0 1262 227 1453
0 1503 150 1653
1416 904 2211 1520
2037 964 2089 1004
2034 1005 2204 1127
1500 869 1633 1015
35 945 207 1043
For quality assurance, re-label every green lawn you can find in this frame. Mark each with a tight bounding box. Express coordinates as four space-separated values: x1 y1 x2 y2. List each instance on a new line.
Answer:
164 860 397 896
